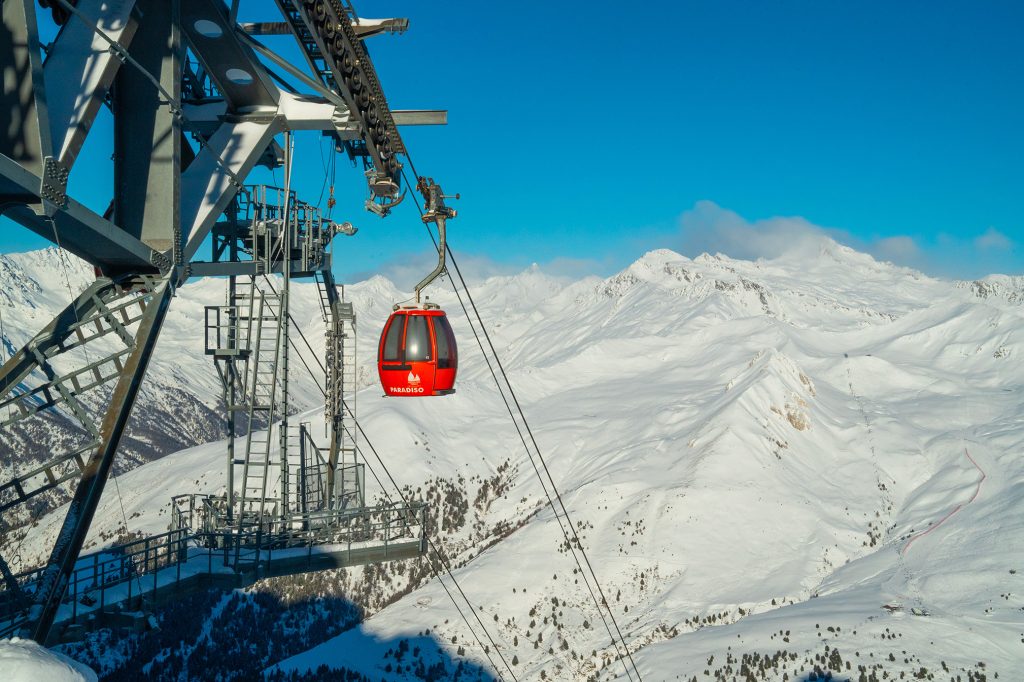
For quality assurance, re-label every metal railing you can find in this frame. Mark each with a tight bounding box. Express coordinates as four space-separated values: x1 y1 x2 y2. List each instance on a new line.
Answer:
172 494 422 550
0 528 189 637
232 184 335 273
0 502 426 639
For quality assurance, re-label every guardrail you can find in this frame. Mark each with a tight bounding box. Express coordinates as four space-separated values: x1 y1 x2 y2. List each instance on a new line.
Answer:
0 502 426 639
0 528 189 637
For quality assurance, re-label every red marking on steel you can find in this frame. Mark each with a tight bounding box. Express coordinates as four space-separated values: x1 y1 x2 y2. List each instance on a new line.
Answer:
901 449 986 556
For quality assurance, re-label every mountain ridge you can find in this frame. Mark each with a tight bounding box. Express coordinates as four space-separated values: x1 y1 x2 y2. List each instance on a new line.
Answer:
1 242 1022 680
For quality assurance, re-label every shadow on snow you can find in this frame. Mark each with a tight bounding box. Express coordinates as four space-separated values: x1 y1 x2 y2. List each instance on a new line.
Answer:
57 585 497 682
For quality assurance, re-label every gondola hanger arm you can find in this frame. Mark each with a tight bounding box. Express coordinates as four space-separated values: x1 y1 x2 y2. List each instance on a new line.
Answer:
414 177 458 303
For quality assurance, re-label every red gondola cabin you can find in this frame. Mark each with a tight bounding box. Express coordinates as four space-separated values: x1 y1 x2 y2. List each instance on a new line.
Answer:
377 307 458 396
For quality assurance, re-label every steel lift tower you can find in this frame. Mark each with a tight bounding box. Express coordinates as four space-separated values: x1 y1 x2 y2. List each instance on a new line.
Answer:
0 0 443 644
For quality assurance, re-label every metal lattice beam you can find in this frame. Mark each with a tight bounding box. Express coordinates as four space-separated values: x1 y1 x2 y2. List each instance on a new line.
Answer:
24 275 173 642
180 0 279 113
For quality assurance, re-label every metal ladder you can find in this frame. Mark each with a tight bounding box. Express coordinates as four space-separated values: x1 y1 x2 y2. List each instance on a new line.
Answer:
283 422 315 516
316 273 359 507
338 300 357 471
297 423 329 515
318 272 341 430
236 286 284 531
315 271 333 325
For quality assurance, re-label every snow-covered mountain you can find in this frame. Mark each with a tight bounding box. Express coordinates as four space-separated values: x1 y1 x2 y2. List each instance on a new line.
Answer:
4 241 1023 680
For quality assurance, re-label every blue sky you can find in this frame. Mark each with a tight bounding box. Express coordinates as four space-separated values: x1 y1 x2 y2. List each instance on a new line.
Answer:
5 0 1021 282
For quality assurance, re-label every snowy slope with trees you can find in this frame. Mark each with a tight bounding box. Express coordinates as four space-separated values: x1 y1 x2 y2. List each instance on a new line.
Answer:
4 241 1023 680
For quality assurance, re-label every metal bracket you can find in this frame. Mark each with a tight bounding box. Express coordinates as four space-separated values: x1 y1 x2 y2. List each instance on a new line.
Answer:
413 177 458 302
150 250 172 273
364 169 404 217
39 157 70 215
333 220 357 236
417 176 458 223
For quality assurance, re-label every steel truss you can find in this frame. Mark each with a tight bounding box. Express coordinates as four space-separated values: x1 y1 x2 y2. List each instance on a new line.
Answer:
1 0 442 643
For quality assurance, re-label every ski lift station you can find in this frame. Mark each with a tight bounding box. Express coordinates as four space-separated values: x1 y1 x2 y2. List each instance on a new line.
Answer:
0 0 456 645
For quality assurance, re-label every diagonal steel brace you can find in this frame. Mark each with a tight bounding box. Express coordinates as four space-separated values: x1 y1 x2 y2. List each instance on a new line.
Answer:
22 275 174 644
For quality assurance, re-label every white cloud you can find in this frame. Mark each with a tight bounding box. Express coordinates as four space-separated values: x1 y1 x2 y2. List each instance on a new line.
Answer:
974 227 1013 251
344 203 1020 287
676 200 847 261
349 249 522 291
873 236 920 261
537 256 607 280
669 201 1021 278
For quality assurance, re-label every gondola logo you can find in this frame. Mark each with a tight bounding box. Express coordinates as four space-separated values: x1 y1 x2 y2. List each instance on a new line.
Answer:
407 371 421 387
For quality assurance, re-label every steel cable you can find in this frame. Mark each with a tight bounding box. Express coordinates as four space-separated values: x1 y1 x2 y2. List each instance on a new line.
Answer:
400 166 643 680
344 413 518 682
445 246 642 679
264 282 516 681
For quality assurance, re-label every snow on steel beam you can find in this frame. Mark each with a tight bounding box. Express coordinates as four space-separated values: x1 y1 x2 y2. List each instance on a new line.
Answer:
277 92 445 130
182 97 352 135
187 95 444 130
181 119 282 262
184 92 444 133
392 110 448 126
278 92 356 133
44 0 139 170
350 17 409 39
